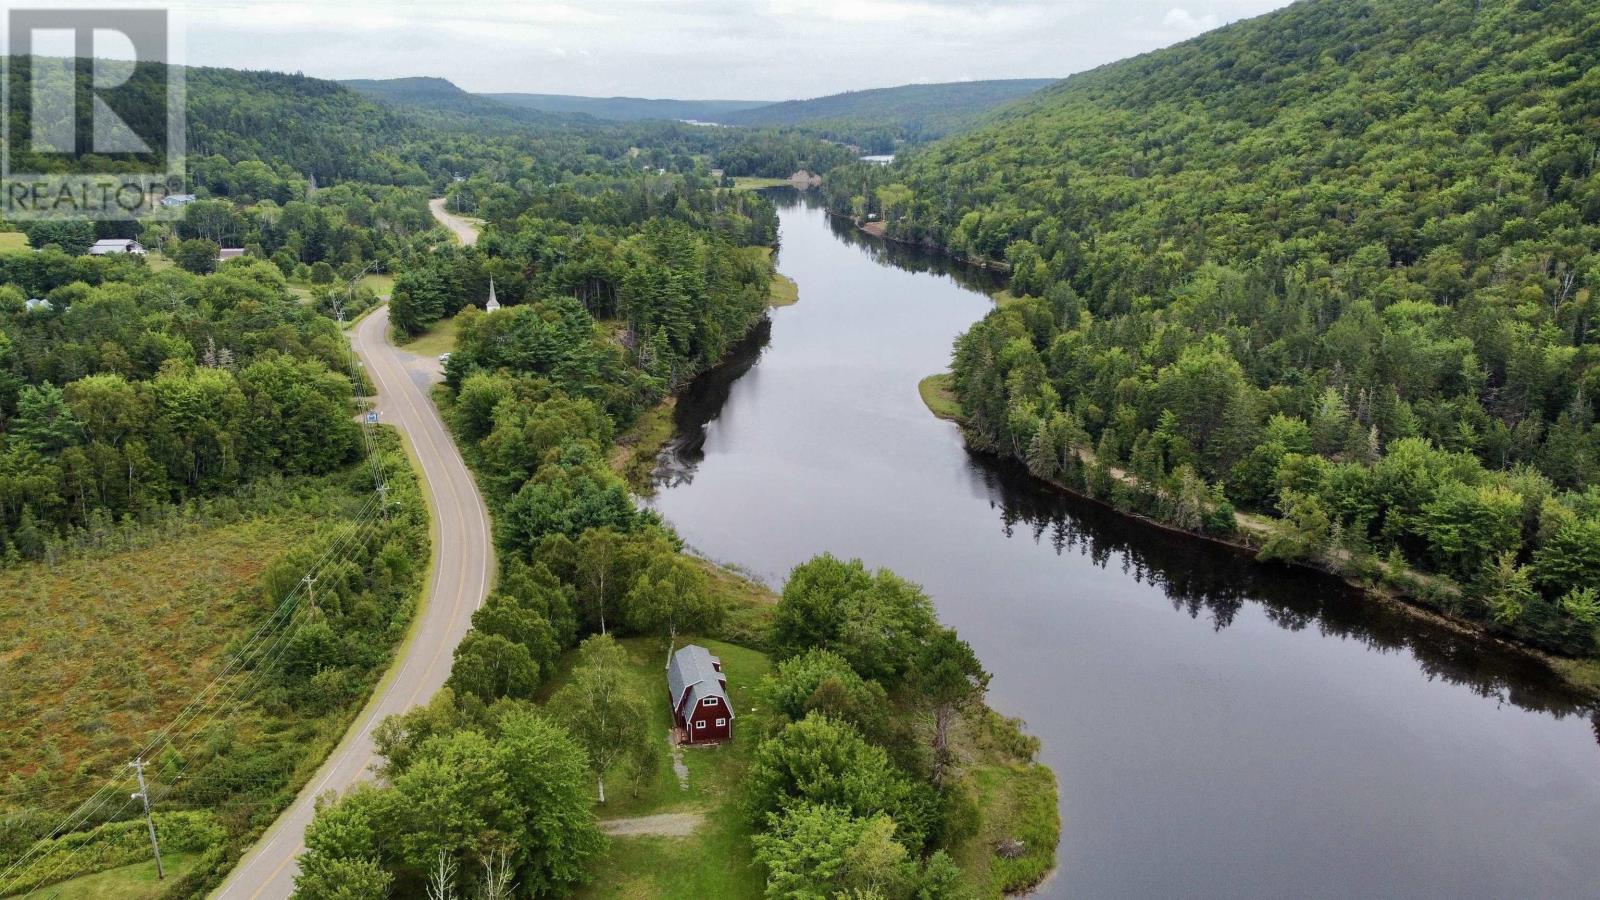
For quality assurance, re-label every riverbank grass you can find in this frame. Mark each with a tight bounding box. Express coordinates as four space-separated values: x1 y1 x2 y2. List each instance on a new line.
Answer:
919 373 963 421
769 272 799 307
611 398 677 491
748 245 799 308
946 708 1061 897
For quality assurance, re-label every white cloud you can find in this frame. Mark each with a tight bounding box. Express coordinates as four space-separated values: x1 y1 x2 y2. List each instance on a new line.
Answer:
1161 7 1221 35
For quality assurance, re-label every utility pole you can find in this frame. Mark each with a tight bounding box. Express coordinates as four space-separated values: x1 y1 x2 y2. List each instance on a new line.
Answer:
128 758 164 880
377 482 389 520
303 573 317 612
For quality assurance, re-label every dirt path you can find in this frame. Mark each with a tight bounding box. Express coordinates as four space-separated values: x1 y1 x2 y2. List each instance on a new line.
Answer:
669 729 690 790
598 812 705 837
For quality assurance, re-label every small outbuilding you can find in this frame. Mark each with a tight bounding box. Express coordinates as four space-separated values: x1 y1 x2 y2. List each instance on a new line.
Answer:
88 238 144 256
217 248 246 262
667 644 733 745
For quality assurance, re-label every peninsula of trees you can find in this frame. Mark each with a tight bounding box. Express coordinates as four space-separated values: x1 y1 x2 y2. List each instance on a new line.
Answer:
825 0 1600 662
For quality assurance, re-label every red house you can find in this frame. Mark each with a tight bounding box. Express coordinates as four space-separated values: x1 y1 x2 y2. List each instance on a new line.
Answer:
667 644 734 745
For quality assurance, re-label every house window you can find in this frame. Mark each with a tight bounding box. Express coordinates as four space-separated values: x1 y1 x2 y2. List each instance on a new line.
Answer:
702 697 717 706
696 721 706 729
716 718 726 727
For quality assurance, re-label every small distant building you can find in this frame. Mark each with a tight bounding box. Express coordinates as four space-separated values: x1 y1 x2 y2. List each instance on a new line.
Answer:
161 194 196 208
24 298 50 312
217 248 245 262
88 238 144 256
667 644 733 745
484 278 501 313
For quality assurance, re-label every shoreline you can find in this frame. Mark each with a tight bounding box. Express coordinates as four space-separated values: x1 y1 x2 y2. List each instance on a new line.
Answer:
915 370 1600 701
611 315 1061 897
828 207 1014 273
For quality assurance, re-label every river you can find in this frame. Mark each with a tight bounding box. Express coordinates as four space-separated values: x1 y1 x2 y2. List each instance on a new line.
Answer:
647 192 1600 899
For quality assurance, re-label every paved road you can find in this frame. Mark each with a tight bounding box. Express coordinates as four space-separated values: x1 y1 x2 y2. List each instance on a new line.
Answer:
428 197 481 246
212 306 492 900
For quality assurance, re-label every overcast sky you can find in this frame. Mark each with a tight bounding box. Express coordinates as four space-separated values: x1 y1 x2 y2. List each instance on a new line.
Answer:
170 0 1291 100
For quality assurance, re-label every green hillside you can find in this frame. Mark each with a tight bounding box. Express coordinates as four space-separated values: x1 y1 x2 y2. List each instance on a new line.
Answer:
826 0 1600 657
484 92 771 122
721 78 1057 151
342 76 588 129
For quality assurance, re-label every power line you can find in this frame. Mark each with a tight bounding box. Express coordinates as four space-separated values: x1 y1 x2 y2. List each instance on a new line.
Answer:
0 501 385 888
3 306 405 892
128 759 164 881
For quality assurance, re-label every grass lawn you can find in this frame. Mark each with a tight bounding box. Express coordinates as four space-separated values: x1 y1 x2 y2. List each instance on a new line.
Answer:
401 315 461 358
918 373 963 422
359 273 395 297
144 252 174 272
40 851 202 899
729 177 792 192
552 637 773 900
0 231 30 252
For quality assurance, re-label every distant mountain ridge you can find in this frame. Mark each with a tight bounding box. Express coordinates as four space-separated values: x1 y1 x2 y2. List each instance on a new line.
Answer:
718 78 1059 150
341 76 586 128
342 76 1062 152
484 93 771 123
720 78 1057 127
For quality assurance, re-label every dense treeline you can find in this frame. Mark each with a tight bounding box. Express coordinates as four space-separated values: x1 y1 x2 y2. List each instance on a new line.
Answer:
398 180 776 399
745 555 998 898
825 0 1600 656
342 73 858 180
0 52 817 558
0 258 366 557
161 186 433 268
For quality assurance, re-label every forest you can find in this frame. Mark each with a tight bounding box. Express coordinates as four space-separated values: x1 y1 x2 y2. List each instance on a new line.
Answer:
0 256 367 551
289 148 1053 896
823 0 1600 658
0 53 1058 897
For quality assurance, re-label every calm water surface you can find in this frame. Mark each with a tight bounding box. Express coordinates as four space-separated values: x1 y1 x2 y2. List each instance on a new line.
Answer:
648 193 1600 899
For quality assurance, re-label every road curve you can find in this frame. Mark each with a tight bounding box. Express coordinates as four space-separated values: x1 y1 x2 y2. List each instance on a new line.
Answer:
428 197 481 246
213 306 492 900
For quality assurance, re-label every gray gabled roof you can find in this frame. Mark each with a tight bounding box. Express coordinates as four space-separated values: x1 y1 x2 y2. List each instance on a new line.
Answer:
668 644 730 716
